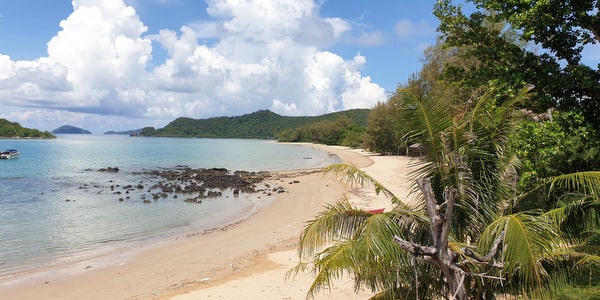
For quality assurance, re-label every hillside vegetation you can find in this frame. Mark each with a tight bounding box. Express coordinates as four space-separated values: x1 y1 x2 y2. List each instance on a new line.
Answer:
0 119 55 138
52 125 92 134
140 109 370 143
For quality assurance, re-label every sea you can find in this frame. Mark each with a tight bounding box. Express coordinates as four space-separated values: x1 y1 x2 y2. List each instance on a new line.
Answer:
0 134 340 279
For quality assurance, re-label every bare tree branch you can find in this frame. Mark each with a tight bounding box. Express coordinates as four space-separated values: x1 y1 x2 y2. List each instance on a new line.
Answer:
440 187 457 252
393 236 437 256
463 230 505 264
417 177 442 248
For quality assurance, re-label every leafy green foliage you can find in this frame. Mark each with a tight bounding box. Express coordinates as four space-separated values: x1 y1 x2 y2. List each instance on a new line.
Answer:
364 94 409 155
277 115 366 147
292 88 600 299
511 111 600 193
472 0 600 66
434 0 600 130
0 119 55 138
139 109 370 142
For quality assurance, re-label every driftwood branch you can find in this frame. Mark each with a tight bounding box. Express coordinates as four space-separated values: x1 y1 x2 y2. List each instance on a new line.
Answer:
463 230 505 265
440 187 457 253
418 177 442 248
393 236 437 256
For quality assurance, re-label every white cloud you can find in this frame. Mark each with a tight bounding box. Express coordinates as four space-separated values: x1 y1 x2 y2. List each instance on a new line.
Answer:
0 0 386 133
324 17 351 38
353 31 385 46
206 0 315 42
394 19 436 39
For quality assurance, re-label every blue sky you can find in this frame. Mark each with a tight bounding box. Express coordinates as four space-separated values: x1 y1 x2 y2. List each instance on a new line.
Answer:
0 0 441 133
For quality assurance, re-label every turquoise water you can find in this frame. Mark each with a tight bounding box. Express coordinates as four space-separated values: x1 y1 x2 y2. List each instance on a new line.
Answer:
0 135 339 278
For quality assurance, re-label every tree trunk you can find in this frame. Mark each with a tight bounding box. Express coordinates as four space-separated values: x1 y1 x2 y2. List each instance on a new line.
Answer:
442 264 466 300
394 177 467 300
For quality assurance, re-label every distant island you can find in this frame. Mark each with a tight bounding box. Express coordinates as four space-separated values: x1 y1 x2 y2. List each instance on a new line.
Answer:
0 119 55 139
104 129 143 135
52 125 92 134
139 109 370 139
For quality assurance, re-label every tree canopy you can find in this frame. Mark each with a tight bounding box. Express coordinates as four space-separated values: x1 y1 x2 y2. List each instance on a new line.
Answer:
434 0 600 129
291 87 600 300
0 119 55 138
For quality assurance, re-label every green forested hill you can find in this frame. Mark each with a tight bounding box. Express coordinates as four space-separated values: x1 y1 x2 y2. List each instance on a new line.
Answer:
140 109 370 139
52 125 92 134
0 119 55 138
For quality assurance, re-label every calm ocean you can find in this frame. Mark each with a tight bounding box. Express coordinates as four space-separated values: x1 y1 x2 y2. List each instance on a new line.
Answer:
0 135 339 278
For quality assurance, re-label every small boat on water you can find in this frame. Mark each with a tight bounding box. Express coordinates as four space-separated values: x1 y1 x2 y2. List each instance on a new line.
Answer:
0 149 20 159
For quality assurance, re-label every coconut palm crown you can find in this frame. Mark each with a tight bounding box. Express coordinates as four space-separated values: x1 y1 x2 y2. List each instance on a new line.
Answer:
288 85 600 300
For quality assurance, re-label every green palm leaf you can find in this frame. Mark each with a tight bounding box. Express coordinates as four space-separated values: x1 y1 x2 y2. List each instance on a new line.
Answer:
543 198 600 240
321 163 408 207
297 200 370 259
397 89 453 184
478 212 563 297
307 240 356 298
575 254 600 267
291 207 422 298
549 171 600 198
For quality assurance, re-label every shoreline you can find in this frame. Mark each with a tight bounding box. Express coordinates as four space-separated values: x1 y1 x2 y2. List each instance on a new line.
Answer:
0 189 270 285
0 166 280 282
0 144 417 300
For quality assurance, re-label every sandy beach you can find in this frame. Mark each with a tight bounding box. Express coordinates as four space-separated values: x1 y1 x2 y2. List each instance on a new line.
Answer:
0 144 417 300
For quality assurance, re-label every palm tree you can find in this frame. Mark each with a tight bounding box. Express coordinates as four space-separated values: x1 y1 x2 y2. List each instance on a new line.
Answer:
288 85 600 299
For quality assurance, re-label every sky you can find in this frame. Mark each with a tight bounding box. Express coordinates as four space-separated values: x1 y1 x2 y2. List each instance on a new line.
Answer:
0 0 441 134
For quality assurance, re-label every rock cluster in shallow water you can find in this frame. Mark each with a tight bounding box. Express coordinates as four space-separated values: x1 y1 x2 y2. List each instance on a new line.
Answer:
73 166 287 204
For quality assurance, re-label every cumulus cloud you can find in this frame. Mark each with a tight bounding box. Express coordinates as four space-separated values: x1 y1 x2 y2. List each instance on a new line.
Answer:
0 0 386 132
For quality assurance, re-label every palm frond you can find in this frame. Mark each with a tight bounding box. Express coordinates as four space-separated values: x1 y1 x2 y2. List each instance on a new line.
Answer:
305 240 356 299
293 212 419 299
543 198 600 240
478 212 564 297
351 213 414 293
549 171 600 198
297 199 370 259
574 254 600 267
398 89 453 179
321 163 406 207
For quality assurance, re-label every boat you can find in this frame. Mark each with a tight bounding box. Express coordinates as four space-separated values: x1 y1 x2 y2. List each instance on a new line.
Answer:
0 149 20 159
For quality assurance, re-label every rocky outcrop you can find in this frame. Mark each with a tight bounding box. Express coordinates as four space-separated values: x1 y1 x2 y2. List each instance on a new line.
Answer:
84 166 278 204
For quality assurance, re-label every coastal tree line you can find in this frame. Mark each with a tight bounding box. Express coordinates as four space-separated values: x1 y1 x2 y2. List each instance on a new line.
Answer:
0 119 55 138
291 1 600 299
